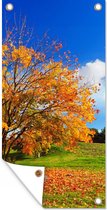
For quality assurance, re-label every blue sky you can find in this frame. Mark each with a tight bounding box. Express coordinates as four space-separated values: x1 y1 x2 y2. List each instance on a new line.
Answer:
3 0 105 129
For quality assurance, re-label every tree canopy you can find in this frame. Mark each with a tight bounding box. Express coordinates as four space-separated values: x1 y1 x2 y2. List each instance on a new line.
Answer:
2 22 100 160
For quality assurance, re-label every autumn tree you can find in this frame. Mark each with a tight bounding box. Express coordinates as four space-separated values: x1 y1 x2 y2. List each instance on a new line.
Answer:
2 20 99 161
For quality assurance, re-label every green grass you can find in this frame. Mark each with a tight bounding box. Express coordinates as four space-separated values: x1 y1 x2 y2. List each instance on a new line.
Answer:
10 142 105 170
43 191 105 208
9 142 105 208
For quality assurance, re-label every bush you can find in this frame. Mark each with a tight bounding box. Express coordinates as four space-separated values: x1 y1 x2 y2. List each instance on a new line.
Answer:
92 128 105 143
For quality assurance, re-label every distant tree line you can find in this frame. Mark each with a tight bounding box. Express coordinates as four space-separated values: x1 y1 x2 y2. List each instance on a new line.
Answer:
91 128 105 143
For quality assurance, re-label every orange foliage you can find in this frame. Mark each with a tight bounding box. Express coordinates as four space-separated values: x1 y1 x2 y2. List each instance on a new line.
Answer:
2 26 100 160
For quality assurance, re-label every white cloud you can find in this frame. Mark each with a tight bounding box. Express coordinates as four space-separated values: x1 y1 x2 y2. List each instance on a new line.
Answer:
79 59 105 85
79 59 105 105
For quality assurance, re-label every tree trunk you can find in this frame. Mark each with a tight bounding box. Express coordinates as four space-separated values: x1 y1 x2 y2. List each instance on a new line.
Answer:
37 152 41 158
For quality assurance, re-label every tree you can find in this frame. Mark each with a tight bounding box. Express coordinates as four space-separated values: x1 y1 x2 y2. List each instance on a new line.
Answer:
2 20 100 161
92 128 105 143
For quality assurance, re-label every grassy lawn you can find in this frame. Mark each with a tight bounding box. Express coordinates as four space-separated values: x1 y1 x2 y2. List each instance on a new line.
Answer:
43 168 105 208
11 142 105 170
9 142 105 208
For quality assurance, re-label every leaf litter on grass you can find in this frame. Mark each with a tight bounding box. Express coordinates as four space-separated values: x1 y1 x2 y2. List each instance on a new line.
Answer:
43 168 105 208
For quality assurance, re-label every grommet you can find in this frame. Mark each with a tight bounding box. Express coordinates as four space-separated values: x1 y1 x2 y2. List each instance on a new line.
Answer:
5 3 14 11
95 197 102 205
94 3 102 11
35 170 42 177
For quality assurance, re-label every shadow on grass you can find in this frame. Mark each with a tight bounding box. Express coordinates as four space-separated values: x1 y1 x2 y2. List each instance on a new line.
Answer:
8 152 30 163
